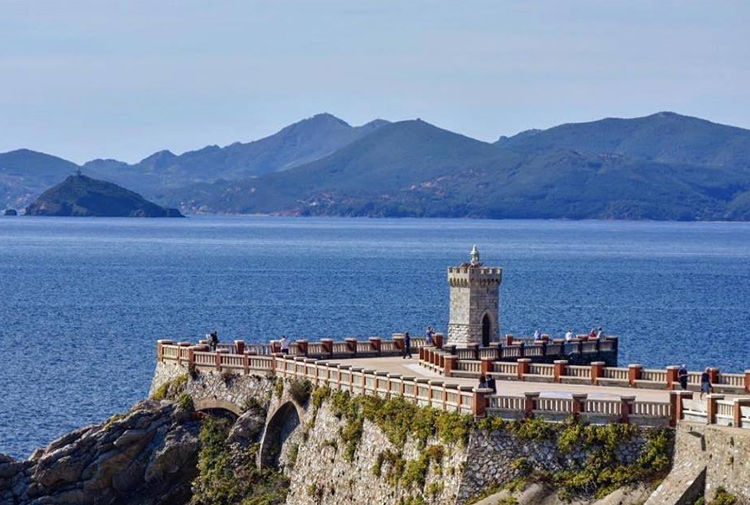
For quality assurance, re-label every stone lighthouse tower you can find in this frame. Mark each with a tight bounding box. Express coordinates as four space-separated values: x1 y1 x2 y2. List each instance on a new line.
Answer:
447 246 502 347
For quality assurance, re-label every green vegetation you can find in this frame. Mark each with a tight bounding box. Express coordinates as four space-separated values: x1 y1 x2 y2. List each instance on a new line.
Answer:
190 416 289 505
710 487 738 505
288 379 313 405
274 378 284 399
242 397 267 418
178 393 195 412
151 374 188 401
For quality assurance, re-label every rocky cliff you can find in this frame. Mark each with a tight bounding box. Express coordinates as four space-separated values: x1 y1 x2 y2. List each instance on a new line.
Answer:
0 400 200 505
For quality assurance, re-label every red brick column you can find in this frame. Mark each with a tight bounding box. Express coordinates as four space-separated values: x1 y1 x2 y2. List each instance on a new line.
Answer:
297 340 308 356
215 349 224 371
480 358 493 378
434 333 444 349
393 335 405 352
669 391 693 427
745 370 750 393
620 395 636 424
506 334 514 346
666 366 679 390
518 358 531 381
628 364 642 387
243 354 249 375
734 398 750 428
473 387 492 418
444 355 457 377
271 341 281 354
554 360 568 383
321 338 333 356
572 393 587 421
591 361 605 385
467 343 479 360
707 394 724 425
524 392 540 418
157 339 173 362
234 340 245 355
345 338 358 355
188 346 196 366
708 367 720 385
369 337 381 354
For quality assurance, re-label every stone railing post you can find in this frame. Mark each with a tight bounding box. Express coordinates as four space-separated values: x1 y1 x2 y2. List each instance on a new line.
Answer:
591 361 605 385
628 364 642 387
392 334 405 352
480 358 493 378
243 353 250 375
473 387 492 418
506 334 514 346
157 339 173 362
745 370 750 393
572 393 587 420
669 390 693 426
234 340 245 355
188 345 196 366
215 348 225 372
444 355 457 377
734 398 750 428
467 343 479 360
666 365 679 390
369 337 381 354
429 380 445 410
517 358 531 381
271 341 281 354
554 360 568 383
620 395 636 424
707 394 724 425
321 338 333 356
345 338 358 355
434 333 444 349
524 392 540 418
177 342 191 366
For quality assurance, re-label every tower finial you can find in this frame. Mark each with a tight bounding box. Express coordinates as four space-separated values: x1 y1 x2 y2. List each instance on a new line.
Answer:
470 245 480 266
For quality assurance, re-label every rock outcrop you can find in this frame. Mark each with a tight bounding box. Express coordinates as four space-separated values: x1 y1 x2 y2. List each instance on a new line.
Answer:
0 400 200 505
2 208 17 216
25 173 184 217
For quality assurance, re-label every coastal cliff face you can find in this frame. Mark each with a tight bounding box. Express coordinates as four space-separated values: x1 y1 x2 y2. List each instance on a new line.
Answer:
0 400 200 505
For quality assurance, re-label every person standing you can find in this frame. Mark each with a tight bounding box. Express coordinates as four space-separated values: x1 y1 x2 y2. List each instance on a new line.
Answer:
209 330 219 351
402 331 412 359
426 326 435 346
565 330 574 341
700 368 713 399
486 375 497 393
596 327 604 339
280 335 290 354
533 329 541 341
678 364 689 391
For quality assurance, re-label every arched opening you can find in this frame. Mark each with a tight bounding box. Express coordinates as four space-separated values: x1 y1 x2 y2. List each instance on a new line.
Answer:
194 398 244 418
259 401 301 469
482 313 491 347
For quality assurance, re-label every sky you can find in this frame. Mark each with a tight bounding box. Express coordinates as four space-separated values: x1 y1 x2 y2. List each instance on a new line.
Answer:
1 0 749 164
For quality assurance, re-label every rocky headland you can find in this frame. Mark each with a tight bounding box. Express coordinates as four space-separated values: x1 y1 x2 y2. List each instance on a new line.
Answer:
24 173 183 218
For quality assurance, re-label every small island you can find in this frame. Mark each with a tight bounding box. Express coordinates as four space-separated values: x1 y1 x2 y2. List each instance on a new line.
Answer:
3 209 17 216
25 172 184 218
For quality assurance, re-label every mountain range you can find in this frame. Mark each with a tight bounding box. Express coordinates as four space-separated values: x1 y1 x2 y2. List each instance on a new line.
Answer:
2 111 750 220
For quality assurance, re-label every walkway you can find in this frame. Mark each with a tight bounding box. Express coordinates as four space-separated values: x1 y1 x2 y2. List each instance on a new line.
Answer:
328 356 675 402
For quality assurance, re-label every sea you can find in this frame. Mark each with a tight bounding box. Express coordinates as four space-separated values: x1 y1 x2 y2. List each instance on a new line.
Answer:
1 216 749 458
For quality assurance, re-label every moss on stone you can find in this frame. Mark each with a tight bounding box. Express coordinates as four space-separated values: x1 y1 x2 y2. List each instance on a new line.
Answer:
151 374 188 401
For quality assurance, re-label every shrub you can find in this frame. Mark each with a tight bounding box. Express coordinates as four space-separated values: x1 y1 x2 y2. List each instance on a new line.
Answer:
274 378 284 399
188 362 199 379
289 379 312 405
242 397 267 418
711 487 737 505
151 374 188 401
178 393 195 412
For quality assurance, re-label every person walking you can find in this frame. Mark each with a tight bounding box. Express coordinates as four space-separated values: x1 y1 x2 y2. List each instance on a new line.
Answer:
700 368 713 399
678 364 689 391
402 332 412 359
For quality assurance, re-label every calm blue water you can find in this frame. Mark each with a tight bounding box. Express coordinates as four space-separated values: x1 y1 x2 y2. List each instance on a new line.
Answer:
1 216 749 458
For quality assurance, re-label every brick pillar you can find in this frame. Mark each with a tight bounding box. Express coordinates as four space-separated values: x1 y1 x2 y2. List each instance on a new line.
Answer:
243 353 249 375
734 398 750 428
708 367 720 385
571 393 587 420
157 339 173 362
188 346 196 366
524 392 540 418
669 391 693 427
369 337 381 354
345 338 358 355
271 341 281 353
473 387 492 418
745 370 750 393
666 366 679 390
591 361 605 385
518 358 531 380
707 394 724 425
434 333 444 349
321 338 333 356
628 364 642 387
444 355 457 377
467 343 479 360
620 395 636 424
480 358 493 378
506 334 514 346
393 335 404 352
215 349 224 371
554 360 568 383
297 340 308 356
234 340 245 355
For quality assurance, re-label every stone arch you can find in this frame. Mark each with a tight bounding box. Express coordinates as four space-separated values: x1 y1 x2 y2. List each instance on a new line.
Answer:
258 401 301 469
482 312 492 347
194 398 244 417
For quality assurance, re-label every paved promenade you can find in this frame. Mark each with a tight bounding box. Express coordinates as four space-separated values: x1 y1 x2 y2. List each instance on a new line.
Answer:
329 356 677 402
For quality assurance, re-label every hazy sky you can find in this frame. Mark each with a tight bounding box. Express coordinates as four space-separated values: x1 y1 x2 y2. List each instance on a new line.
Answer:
1 0 749 163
